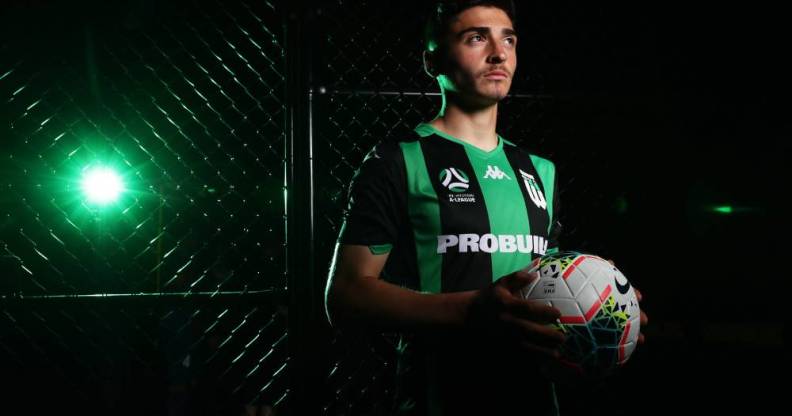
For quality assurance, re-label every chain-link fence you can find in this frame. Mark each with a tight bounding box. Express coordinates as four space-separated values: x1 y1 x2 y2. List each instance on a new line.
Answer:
2 1 784 415
1 1 289 414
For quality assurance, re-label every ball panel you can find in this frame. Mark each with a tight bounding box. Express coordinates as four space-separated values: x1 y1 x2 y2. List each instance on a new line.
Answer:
558 257 588 297
574 284 604 323
619 341 637 365
527 276 572 299
549 299 584 325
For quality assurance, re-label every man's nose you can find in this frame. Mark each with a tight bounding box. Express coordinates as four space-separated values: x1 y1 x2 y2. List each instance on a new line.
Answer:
487 41 507 63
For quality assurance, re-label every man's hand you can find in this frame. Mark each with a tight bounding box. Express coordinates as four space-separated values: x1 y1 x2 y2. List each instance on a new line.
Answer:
608 259 648 345
466 269 565 358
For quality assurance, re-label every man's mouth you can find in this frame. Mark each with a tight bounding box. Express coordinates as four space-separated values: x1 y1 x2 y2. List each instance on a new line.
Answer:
483 70 509 80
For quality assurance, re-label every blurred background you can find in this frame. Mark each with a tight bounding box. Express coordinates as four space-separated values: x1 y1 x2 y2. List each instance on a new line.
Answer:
0 0 787 415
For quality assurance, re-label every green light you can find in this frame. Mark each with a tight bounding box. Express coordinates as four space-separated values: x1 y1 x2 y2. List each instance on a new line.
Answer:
713 205 733 214
81 166 124 205
614 196 628 214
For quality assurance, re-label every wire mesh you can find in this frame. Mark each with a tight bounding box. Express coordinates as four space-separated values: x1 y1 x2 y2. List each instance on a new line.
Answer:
0 0 289 413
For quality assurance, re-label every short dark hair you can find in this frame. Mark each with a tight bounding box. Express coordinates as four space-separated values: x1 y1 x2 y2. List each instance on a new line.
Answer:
424 0 517 53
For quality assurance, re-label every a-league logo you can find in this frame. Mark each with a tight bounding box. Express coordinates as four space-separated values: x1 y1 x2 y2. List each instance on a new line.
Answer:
439 167 469 193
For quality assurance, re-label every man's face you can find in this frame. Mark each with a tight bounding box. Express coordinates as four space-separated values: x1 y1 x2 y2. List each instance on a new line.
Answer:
441 6 517 106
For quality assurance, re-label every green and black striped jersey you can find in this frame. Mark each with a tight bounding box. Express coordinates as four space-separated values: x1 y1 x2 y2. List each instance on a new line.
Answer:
337 122 562 415
339 122 561 292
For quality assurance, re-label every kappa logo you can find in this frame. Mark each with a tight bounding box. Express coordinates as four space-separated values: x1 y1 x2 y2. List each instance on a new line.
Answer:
519 170 547 210
439 167 470 193
483 165 511 180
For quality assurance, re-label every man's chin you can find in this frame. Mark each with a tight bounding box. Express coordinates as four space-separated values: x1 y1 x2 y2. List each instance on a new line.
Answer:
480 84 511 101
482 90 509 103
448 87 509 108
471 91 508 108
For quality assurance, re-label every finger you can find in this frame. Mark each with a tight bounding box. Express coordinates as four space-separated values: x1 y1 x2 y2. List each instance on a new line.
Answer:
518 340 562 359
640 311 648 326
638 333 645 345
501 270 538 292
634 287 643 302
607 259 614 266
523 257 542 273
506 299 561 324
501 313 566 347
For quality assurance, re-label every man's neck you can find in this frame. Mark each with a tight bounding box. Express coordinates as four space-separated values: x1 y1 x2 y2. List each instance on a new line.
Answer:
428 101 499 152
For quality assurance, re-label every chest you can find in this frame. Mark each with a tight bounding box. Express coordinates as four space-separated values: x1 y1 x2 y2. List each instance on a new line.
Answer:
408 148 550 239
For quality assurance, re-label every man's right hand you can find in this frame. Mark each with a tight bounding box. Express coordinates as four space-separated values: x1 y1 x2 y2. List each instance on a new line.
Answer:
465 269 566 358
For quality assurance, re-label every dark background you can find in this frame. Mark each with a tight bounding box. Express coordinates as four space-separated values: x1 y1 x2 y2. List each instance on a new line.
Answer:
1 0 788 415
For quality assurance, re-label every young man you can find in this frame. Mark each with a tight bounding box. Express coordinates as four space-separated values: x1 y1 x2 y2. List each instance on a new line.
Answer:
325 1 647 414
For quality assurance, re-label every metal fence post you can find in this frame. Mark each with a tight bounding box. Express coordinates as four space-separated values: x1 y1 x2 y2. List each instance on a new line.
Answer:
285 0 323 413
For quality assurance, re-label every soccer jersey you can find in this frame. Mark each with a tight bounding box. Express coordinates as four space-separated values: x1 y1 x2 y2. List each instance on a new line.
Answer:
336 122 563 415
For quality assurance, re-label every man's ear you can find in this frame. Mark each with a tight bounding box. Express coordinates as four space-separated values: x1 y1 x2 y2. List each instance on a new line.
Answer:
422 49 438 78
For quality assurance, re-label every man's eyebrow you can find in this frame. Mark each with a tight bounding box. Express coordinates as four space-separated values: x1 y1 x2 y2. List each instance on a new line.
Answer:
456 27 518 38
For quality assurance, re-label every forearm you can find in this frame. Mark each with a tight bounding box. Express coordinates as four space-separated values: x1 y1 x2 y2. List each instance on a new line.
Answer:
326 274 477 334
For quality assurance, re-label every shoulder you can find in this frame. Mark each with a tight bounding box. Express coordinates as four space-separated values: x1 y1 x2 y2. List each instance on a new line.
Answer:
361 138 403 166
352 130 424 187
360 129 422 168
503 140 556 171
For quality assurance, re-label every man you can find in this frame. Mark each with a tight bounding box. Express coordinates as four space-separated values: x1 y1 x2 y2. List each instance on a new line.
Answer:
325 1 647 414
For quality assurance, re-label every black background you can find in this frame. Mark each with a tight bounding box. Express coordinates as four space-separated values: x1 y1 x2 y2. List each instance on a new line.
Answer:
1 1 788 414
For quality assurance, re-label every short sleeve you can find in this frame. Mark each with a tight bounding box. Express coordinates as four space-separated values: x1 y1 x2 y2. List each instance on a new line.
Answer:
337 141 405 253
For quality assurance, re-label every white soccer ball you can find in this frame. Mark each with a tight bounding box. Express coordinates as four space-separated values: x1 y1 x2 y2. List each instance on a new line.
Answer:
520 251 641 382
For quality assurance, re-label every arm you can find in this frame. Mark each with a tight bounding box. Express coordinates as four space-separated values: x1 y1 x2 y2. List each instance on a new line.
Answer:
325 244 475 333
325 243 566 356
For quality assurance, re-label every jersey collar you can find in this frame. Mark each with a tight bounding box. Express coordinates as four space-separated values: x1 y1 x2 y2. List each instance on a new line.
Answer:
414 122 506 159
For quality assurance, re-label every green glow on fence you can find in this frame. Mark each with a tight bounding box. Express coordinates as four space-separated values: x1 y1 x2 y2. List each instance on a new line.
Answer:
81 166 125 205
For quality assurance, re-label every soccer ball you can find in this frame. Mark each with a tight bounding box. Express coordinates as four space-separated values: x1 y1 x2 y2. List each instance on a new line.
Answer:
520 251 641 383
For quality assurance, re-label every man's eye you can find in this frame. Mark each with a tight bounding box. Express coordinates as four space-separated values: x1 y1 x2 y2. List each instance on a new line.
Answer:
504 37 516 45
469 34 484 42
